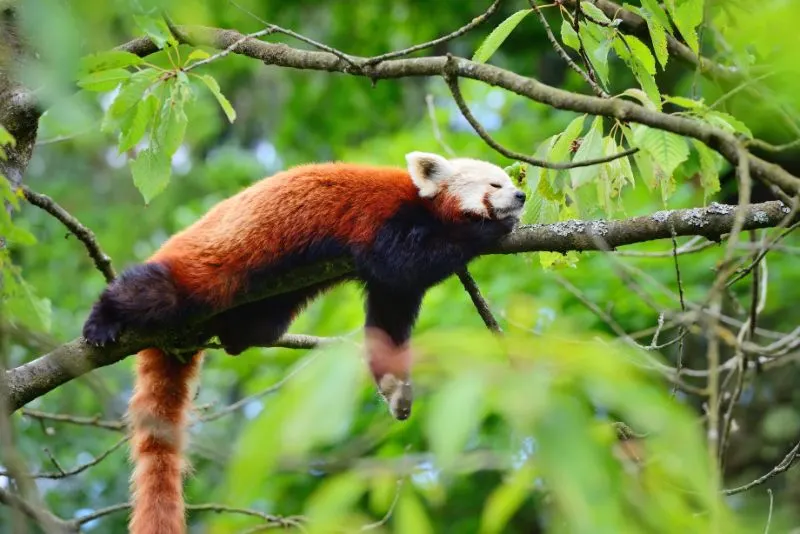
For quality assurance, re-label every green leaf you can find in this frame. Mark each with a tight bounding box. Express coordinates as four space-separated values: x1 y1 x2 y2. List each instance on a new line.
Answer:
540 249 580 270
0 125 15 147
185 49 211 64
569 116 604 188
630 4 670 68
634 125 689 180
154 82 189 157
581 1 612 24
543 114 586 192
133 14 177 49
524 136 561 225
666 0 704 54
619 88 658 110
79 50 143 75
304 472 366 525
425 373 485 468
4 271 52 331
561 20 579 52
130 148 171 204
692 140 721 201
395 487 434 534
705 110 752 137
639 0 675 33
77 68 132 92
664 94 706 110
5 224 37 247
480 464 536 534
198 74 237 123
118 94 157 153
622 125 657 189
472 9 531 64
102 69 161 132
621 35 656 75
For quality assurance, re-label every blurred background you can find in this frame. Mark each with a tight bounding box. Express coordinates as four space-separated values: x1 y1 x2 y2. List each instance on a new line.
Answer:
3 0 800 532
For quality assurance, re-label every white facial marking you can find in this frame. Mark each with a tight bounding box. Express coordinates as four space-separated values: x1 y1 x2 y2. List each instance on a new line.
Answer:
405 152 527 223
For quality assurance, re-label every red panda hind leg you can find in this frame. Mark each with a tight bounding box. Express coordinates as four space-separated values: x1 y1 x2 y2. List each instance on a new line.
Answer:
363 284 423 420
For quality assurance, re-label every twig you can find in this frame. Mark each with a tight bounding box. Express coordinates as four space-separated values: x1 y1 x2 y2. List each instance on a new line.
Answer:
21 408 126 431
529 0 608 98
184 28 275 72
456 268 502 333
227 0 358 68
723 440 800 495
443 67 638 169
361 479 404 531
669 226 686 397
0 435 129 479
363 0 503 65
425 94 455 157
764 488 774 534
22 186 116 282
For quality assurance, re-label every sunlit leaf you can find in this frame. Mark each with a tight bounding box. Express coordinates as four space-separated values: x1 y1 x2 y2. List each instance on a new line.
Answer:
154 81 189 157
79 50 143 75
130 147 171 204
395 486 434 534
633 125 689 180
133 14 177 49
480 464 536 534
77 68 131 92
472 9 531 64
103 69 161 132
663 94 706 110
426 372 485 468
198 74 237 122
118 94 157 153
667 0 704 54
705 110 752 137
569 116 603 188
185 49 211 64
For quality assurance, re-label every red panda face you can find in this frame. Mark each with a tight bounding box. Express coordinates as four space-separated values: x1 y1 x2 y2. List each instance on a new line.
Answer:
406 152 526 225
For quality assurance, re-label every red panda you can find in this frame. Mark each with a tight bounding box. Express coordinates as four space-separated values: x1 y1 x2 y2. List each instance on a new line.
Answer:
82 151 526 534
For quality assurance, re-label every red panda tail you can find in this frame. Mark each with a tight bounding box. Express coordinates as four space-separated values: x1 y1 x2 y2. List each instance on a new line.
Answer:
128 348 203 534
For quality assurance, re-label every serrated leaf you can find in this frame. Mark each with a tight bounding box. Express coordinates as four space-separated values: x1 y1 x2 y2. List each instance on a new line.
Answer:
569 116 604 188
639 0 675 33
634 125 689 179
79 50 143 75
396 487 434 534
630 4 669 68
667 0 704 54
133 14 177 49
118 94 157 153
155 82 189 157
426 373 485 468
630 59 662 111
620 88 657 110
664 94 706 110
692 139 721 201
620 35 656 75
480 465 536 534
103 69 161 132
581 1 612 23
185 49 211 64
198 74 237 123
472 9 531 64
622 125 657 189
561 20 579 52
705 110 752 137
130 148 171 204
77 68 132 92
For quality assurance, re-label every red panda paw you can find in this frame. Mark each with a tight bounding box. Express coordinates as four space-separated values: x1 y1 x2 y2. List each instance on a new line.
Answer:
82 314 122 347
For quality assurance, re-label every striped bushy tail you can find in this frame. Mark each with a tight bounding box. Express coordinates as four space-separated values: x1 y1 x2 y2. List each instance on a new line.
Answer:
128 348 203 534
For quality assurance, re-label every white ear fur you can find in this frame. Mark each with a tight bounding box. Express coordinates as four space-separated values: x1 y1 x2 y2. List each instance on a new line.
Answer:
405 151 454 197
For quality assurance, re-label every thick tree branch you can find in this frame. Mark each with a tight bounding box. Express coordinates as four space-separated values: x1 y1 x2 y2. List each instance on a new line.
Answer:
5 200 792 412
117 25 800 197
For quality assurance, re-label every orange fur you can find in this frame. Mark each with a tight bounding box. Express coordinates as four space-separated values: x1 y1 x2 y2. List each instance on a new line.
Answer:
148 163 464 305
128 349 203 534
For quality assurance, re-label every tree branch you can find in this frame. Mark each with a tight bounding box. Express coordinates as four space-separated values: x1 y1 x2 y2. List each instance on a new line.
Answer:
116 25 800 196
5 200 792 412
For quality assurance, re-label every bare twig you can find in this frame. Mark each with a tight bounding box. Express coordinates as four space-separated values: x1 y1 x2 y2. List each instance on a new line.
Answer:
22 187 116 282
363 0 503 65
425 94 456 157
456 268 502 333
21 408 126 431
0 436 129 479
669 226 686 396
723 440 800 495
361 479 404 531
443 67 638 169
529 0 608 97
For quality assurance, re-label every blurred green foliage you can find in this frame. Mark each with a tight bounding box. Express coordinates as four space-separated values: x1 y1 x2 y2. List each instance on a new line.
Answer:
3 0 800 532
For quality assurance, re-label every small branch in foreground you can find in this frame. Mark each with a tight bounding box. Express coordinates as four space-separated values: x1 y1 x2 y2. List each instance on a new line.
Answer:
443 65 638 169
456 268 502 333
723 440 800 495
22 187 116 283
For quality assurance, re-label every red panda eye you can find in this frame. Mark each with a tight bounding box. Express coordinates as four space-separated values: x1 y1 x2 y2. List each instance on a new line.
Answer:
490 183 502 189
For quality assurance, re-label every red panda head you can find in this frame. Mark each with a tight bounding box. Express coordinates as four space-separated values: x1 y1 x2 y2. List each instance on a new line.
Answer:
406 151 527 225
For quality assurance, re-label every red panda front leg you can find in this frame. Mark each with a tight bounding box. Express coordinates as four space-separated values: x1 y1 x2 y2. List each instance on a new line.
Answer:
364 283 424 420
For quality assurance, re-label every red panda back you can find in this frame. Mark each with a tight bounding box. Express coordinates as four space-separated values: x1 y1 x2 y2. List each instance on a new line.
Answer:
149 163 420 304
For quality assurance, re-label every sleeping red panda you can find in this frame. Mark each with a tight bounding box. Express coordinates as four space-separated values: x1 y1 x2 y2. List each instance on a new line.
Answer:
82 151 526 534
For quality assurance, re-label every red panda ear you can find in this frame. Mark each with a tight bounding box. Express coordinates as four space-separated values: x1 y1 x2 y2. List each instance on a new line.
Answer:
405 151 455 197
